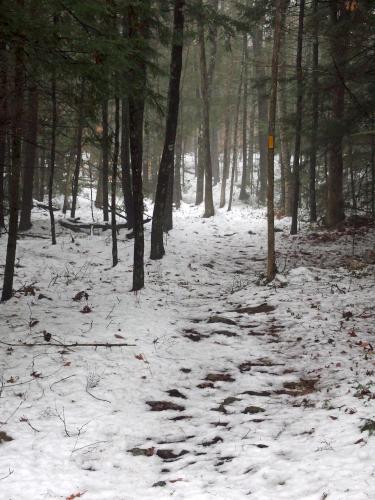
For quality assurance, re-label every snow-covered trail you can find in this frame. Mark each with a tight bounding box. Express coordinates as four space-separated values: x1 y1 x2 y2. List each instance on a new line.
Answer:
1 201 375 500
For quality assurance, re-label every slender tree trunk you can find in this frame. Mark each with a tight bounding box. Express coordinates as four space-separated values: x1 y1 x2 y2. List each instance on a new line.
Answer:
39 148 45 202
278 52 292 214
198 3 214 218
128 3 149 290
174 127 182 209
0 40 8 229
70 80 84 219
48 44 57 246
195 129 204 205
309 0 319 222
19 85 38 231
326 0 349 227
112 96 120 267
248 94 255 197
239 34 249 201
290 0 305 235
2 31 24 301
228 62 244 212
151 0 185 260
220 114 231 208
252 27 268 205
267 0 286 281
121 98 134 228
102 100 109 222
63 150 73 214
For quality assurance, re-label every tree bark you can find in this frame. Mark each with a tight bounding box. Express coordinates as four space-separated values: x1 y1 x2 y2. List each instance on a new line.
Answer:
2 30 24 301
0 40 8 229
198 2 215 218
326 0 350 227
19 84 38 231
228 61 244 212
151 0 185 260
290 0 305 235
121 98 134 228
267 0 287 281
309 0 319 222
48 37 57 246
101 100 109 222
70 80 84 219
239 34 249 201
112 96 120 267
252 27 268 205
128 3 149 290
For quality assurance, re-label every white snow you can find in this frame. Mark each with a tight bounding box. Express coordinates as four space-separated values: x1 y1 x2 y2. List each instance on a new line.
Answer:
1 185 375 500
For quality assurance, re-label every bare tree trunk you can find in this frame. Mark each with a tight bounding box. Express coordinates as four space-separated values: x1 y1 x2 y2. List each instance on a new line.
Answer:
0 40 8 229
239 33 249 201
267 0 287 281
121 98 134 228
70 80 84 219
290 0 305 235
195 129 204 205
112 96 120 267
309 0 319 222
2 28 24 301
198 2 214 218
102 100 109 222
19 83 38 230
48 42 57 246
151 0 185 260
228 62 244 212
278 14 292 215
248 93 255 197
220 114 231 208
128 3 149 290
327 0 350 227
252 27 268 205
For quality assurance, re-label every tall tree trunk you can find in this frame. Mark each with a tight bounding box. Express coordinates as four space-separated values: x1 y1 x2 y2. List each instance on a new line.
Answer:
248 93 255 197
267 0 287 281
128 3 149 290
278 25 292 215
309 0 319 222
290 0 305 235
63 149 74 214
198 2 214 218
228 62 244 212
19 84 38 230
239 34 249 201
151 0 185 260
112 96 120 267
326 0 350 227
2 30 24 301
0 40 8 229
39 147 45 202
70 80 84 219
277 1 291 213
48 60 57 245
101 100 109 222
195 129 204 205
121 98 134 228
220 114 231 208
252 27 268 205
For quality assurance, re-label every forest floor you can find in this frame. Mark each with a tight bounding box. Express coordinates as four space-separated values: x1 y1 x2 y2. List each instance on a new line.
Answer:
1 189 375 500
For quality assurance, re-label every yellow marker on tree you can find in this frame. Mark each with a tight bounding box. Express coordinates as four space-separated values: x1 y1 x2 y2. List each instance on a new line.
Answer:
268 135 274 150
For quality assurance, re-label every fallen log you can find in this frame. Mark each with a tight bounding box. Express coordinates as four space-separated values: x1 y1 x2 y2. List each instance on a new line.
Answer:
59 217 152 233
33 200 59 211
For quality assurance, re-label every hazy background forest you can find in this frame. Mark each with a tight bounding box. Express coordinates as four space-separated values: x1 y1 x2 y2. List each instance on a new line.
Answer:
1 1 375 499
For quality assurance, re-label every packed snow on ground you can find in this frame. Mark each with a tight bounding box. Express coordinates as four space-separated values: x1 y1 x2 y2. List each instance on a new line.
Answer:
0 185 375 500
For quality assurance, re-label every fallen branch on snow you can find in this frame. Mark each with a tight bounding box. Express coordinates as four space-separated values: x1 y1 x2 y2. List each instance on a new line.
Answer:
0 341 136 348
